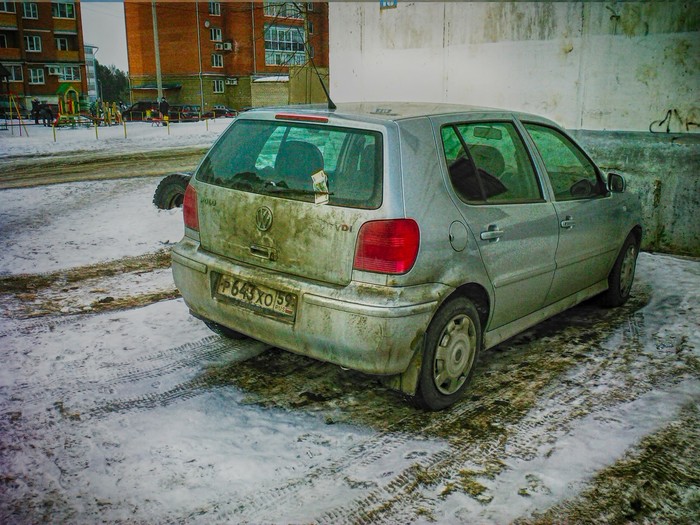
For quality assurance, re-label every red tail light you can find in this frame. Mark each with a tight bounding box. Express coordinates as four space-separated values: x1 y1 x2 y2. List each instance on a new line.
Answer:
183 184 199 231
353 219 420 274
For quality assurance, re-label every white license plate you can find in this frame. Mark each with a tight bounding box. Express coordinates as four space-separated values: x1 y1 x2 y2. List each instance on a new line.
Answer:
216 275 297 319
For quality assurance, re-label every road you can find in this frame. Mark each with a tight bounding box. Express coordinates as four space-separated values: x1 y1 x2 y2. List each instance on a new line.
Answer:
0 174 698 524
0 146 206 189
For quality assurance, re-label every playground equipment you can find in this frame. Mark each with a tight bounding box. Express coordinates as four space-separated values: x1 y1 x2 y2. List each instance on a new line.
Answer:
0 93 29 135
53 83 85 127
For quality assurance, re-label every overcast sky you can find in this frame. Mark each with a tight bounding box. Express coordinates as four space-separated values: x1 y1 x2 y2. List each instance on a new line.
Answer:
81 1 129 72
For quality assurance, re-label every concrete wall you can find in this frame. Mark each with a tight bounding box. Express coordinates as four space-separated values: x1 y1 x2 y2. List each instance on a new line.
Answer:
329 2 699 132
328 2 699 256
572 131 699 256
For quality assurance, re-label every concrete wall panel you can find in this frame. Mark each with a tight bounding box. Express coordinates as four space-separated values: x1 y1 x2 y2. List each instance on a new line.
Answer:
330 2 699 132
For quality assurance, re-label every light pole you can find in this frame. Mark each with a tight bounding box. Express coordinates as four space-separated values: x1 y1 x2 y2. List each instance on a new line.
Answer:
152 0 163 101
195 3 204 113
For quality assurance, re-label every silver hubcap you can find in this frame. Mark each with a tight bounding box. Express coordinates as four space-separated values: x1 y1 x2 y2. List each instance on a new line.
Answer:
619 244 637 297
433 314 477 395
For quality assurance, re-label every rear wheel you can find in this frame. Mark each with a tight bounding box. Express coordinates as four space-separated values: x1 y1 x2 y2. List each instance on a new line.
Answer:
602 234 638 307
414 297 482 411
203 320 247 340
153 173 191 209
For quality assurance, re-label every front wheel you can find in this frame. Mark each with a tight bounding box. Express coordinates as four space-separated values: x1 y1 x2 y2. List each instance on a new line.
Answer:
601 234 638 307
414 297 482 411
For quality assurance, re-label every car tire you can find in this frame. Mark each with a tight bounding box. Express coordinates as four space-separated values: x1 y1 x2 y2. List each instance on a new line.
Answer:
601 234 639 308
153 173 191 209
203 320 248 340
414 297 482 411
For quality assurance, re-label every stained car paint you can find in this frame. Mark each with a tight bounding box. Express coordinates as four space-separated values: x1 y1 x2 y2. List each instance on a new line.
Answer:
171 102 642 402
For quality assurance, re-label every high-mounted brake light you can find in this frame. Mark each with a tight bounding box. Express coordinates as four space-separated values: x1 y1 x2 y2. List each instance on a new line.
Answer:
275 113 329 123
183 184 199 232
353 219 420 275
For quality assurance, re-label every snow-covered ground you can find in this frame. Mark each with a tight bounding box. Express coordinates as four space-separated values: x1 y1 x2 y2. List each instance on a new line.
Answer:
1 117 230 159
1 121 698 523
0 177 181 275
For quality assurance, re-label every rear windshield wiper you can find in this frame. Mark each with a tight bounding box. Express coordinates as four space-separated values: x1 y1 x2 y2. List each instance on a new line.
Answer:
266 187 333 197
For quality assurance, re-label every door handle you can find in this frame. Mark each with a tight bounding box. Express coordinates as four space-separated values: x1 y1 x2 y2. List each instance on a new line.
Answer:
480 225 504 241
560 216 575 229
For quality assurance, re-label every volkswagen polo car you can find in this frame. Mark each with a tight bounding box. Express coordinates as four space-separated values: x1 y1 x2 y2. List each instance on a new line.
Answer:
172 103 642 410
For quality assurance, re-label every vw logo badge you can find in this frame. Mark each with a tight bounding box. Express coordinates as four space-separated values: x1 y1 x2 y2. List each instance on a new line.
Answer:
255 206 273 231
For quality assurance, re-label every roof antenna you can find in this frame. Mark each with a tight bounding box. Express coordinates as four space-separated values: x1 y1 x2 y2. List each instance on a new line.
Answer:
294 3 336 110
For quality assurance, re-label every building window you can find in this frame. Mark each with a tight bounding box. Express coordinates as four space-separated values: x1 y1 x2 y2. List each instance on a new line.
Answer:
24 35 42 52
208 2 220 16
307 3 314 12
0 2 16 13
263 2 302 19
210 27 222 42
51 1 75 19
0 34 7 48
211 53 223 68
3 63 22 81
308 21 313 34
60 65 80 81
23 2 38 18
213 79 224 93
29 67 45 84
264 24 306 66
55 37 69 51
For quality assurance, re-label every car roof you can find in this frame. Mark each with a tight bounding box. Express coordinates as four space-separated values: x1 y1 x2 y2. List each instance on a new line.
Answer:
243 102 559 127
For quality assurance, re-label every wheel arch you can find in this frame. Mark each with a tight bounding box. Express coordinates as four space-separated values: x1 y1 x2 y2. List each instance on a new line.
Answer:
629 224 643 248
384 281 491 399
445 282 491 332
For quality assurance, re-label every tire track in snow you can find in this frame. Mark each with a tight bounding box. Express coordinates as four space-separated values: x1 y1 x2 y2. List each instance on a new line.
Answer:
0 313 89 338
311 320 695 524
211 297 696 523
2 314 270 417
84 337 271 418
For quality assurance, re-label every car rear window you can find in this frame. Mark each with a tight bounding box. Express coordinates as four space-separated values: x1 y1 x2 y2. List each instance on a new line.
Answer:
196 119 383 209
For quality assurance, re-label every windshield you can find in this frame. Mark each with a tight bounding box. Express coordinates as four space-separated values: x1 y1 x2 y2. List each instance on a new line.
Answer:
196 119 383 208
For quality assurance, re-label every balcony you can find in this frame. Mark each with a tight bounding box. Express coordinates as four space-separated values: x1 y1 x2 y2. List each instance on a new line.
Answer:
0 47 21 60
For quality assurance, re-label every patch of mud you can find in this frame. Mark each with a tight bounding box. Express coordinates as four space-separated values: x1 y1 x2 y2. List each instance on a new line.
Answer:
193 277 699 523
201 291 655 433
518 403 700 525
1 253 698 523
0 250 175 319
0 148 207 190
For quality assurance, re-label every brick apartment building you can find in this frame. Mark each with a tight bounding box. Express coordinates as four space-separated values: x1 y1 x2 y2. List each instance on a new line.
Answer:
125 1 329 111
0 0 88 113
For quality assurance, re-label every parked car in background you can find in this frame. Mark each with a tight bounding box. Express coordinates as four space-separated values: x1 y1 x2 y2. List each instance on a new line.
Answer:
171 102 643 410
169 105 200 122
122 101 159 121
203 106 238 119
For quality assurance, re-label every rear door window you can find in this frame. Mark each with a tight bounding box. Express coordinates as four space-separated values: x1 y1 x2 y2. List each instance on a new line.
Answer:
441 122 543 204
197 119 383 209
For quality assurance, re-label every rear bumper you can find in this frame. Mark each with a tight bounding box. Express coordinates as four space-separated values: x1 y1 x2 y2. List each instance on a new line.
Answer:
172 239 445 375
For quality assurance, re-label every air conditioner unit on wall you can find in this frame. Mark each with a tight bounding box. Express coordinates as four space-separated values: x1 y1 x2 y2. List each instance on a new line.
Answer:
214 43 224 50
48 66 61 75
225 78 238 86
223 42 232 51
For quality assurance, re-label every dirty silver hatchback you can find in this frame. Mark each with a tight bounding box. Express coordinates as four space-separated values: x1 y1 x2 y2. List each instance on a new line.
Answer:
172 103 642 410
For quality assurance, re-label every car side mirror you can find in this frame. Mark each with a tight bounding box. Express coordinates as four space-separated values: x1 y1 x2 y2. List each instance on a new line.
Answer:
608 172 626 193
